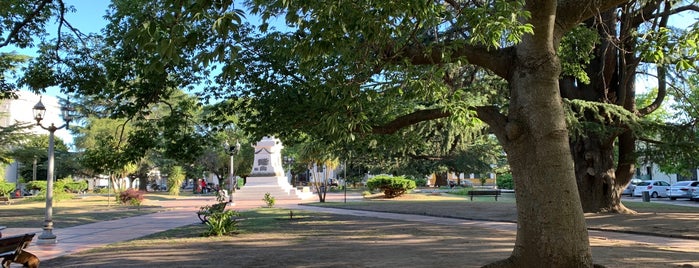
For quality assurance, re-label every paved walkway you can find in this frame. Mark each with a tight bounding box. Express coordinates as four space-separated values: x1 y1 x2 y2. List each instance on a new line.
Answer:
3 193 699 265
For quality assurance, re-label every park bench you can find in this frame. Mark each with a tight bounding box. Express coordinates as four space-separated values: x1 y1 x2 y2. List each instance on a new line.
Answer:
196 202 227 223
468 189 501 201
0 233 39 268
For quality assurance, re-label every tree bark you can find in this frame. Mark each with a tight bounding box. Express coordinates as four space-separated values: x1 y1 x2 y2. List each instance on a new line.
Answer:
435 172 448 188
482 1 593 266
571 134 634 213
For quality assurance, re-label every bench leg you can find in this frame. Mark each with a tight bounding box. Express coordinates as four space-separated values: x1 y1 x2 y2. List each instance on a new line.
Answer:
495 195 498 201
197 213 208 224
14 251 40 268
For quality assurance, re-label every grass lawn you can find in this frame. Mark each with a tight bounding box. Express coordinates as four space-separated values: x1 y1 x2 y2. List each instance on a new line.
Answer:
0 192 174 228
42 205 699 268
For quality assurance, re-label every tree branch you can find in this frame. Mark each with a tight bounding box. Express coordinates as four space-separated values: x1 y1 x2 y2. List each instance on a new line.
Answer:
370 108 451 134
0 0 54 48
637 65 666 116
555 0 629 35
474 105 508 141
384 42 515 79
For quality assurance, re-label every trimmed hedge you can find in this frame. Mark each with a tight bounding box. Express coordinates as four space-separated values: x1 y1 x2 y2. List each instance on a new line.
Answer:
366 175 416 198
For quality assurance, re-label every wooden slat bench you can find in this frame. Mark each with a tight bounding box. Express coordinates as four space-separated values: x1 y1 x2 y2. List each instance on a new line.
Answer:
0 233 39 268
468 189 502 201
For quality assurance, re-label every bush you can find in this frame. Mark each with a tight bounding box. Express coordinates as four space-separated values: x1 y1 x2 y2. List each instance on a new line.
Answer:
25 180 73 202
25 181 46 191
62 178 88 193
366 175 416 198
496 174 514 190
93 187 109 194
346 176 364 187
405 175 428 187
0 181 15 197
204 210 240 236
118 188 145 208
263 192 275 208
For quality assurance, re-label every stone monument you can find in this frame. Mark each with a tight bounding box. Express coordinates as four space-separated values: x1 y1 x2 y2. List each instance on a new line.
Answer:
249 136 285 177
234 136 313 201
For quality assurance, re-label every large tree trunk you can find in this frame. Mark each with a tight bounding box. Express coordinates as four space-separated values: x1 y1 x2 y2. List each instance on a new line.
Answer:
563 8 639 214
571 134 634 213
484 2 593 266
435 172 448 187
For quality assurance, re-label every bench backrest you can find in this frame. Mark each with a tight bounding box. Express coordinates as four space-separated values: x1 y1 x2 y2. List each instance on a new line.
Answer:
470 190 501 195
0 233 35 258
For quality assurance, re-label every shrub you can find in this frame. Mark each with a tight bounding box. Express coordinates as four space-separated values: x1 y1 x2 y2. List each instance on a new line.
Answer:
263 192 275 208
0 181 15 197
118 188 145 208
366 175 416 198
26 180 73 202
405 175 428 187
93 187 109 194
167 166 185 196
197 202 228 223
346 176 364 187
25 181 46 191
62 178 88 193
204 210 240 236
496 174 514 190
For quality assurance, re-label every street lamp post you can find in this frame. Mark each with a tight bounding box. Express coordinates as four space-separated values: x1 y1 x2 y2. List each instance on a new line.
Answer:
224 140 241 203
283 156 295 185
32 97 74 245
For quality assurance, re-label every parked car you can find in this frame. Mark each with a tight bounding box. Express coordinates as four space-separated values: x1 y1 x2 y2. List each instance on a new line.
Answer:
667 181 699 200
632 180 671 198
621 179 642 196
692 190 699 201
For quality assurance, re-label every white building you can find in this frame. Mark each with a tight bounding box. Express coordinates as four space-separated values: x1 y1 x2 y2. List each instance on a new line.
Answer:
1 91 73 183
635 163 699 184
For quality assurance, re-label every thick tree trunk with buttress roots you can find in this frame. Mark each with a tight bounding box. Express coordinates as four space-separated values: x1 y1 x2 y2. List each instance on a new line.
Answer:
571 134 635 214
485 36 593 268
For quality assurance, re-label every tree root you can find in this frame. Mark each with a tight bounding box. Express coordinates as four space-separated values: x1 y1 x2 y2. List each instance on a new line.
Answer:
482 256 607 268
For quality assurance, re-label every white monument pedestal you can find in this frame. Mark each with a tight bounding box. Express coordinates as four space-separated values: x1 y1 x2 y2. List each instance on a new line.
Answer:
234 137 313 201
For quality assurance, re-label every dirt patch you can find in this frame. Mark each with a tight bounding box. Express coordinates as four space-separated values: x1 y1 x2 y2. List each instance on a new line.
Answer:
41 193 699 268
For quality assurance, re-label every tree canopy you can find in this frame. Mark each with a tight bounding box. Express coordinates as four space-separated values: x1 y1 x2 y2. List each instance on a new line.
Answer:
2 1 699 267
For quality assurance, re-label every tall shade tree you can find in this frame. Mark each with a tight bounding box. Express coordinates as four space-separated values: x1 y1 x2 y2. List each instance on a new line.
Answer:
232 1 647 266
8 0 698 267
562 1 699 214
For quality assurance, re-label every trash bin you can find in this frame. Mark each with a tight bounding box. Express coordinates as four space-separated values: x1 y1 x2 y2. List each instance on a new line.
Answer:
642 191 650 202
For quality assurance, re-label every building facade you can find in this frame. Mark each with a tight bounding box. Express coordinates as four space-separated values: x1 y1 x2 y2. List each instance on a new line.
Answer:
1 91 71 183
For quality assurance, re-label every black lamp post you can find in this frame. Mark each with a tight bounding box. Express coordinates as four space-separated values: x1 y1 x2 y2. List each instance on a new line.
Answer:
224 140 241 203
32 97 75 245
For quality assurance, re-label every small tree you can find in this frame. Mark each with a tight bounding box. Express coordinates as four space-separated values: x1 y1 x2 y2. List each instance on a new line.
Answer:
167 166 185 196
263 192 275 208
366 175 416 198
